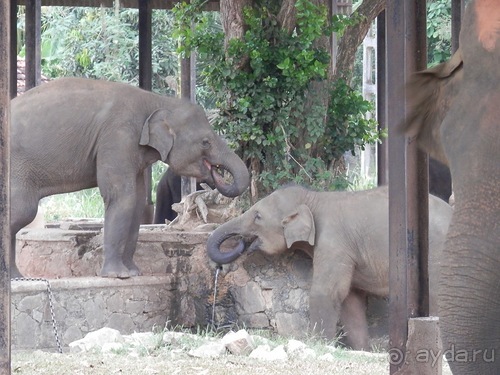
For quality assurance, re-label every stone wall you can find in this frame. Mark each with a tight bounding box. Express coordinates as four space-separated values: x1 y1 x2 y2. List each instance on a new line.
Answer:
12 276 174 351
14 224 388 351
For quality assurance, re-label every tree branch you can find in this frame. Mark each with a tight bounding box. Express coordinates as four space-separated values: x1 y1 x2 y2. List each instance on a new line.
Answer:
334 0 385 81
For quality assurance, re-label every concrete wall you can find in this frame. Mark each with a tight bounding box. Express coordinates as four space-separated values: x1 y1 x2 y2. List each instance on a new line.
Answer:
14 225 388 351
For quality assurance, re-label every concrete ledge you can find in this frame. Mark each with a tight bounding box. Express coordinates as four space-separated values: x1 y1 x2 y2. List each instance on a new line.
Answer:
12 275 176 351
11 275 175 293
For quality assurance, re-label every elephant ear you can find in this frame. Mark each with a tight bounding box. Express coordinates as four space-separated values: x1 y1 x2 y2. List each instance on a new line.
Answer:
282 204 315 249
140 109 174 162
403 49 464 166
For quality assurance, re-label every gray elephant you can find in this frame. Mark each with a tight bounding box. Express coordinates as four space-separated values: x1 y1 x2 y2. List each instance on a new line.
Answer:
11 77 249 279
154 168 211 224
206 185 452 350
403 1 500 373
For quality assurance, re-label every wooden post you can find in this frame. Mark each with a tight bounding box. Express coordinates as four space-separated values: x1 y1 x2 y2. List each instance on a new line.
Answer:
0 1 12 373
138 0 154 224
386 1 429 373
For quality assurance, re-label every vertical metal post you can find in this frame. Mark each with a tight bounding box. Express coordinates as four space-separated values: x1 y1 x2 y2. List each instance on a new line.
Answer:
10 0 17 99
180 26 197 197
386 4 409 367
139 0 152 92
376 11 387 186
0 0 12 373
138 0 154 223
387 1 427 373
25 0 41 91
405 0 429 318
451 0 463 53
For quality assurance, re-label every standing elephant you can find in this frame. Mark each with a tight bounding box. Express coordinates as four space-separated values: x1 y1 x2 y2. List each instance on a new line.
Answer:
403 1 500 373
154 168 211 224
11 77 250 279
206 186 452 350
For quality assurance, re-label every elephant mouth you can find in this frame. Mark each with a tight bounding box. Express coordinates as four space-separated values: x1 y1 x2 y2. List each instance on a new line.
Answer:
203 159 240 197
220 235 260 254
247 237 261 253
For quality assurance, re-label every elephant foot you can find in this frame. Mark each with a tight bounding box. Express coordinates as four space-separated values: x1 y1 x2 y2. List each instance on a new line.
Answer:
100 261 134 279
123 260 141 277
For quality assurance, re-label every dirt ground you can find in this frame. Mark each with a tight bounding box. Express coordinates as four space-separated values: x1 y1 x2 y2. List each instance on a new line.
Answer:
13 348 456 375
12 349 391 375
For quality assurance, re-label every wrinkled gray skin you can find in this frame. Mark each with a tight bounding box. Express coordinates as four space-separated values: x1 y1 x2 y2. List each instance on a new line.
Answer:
11 77 249 278
403 1 500 373
207 186 452 350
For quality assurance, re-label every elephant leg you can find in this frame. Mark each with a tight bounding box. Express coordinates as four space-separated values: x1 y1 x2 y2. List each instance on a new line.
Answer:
10 185 40 278
339 290 370 351
98 169 142 279
309 254 353 341
122 174 147 276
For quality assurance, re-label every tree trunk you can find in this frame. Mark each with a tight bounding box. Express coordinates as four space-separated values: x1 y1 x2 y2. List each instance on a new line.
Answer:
220 0 252 48
334 0 385 80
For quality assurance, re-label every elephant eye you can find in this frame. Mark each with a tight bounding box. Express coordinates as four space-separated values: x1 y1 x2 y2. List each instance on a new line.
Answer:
201 138 211 149
254 212 262 222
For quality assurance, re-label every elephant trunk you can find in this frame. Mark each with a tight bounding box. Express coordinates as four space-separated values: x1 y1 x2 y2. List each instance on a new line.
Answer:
205 148 250 198
206 226 247 265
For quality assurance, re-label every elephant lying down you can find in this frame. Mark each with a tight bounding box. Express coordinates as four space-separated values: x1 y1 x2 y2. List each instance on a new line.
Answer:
206 186 453 350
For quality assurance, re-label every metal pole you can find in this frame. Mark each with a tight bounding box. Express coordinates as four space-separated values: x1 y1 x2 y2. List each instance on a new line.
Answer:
386 1 427 373
405 0 429 317
25 0 41 91
180 26 197 197
138 0 154 223
451 0 463 53
376 11 387 186
10 0 17 99
139 0 152 92
0 0 12 373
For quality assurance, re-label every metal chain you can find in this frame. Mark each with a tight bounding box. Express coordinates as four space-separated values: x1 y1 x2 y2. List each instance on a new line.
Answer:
11 277 63 353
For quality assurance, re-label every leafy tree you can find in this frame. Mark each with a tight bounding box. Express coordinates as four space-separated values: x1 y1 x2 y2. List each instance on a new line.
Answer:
174 0 383 194
427 0 451 66
37 7 178 96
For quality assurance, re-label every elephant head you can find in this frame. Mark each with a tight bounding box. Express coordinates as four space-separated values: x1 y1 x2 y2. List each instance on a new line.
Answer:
206 187 315 264
140 103 249 198
402 1 500 374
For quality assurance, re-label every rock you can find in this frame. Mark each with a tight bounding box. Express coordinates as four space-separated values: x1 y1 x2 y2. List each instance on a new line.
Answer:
124 332 159 352
296 348 317 360
188 341 227 358
221 329 255 356
250 344 288 361
285 339 307 354
69 327 123 353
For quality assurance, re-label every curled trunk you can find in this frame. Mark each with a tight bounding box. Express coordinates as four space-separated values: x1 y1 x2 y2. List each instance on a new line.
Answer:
205 149 250 198
206 225 247 265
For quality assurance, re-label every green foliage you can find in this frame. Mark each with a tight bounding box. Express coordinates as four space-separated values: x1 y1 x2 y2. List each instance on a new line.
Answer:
173 0 383 193
427 0 451 66
36 7 178 95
